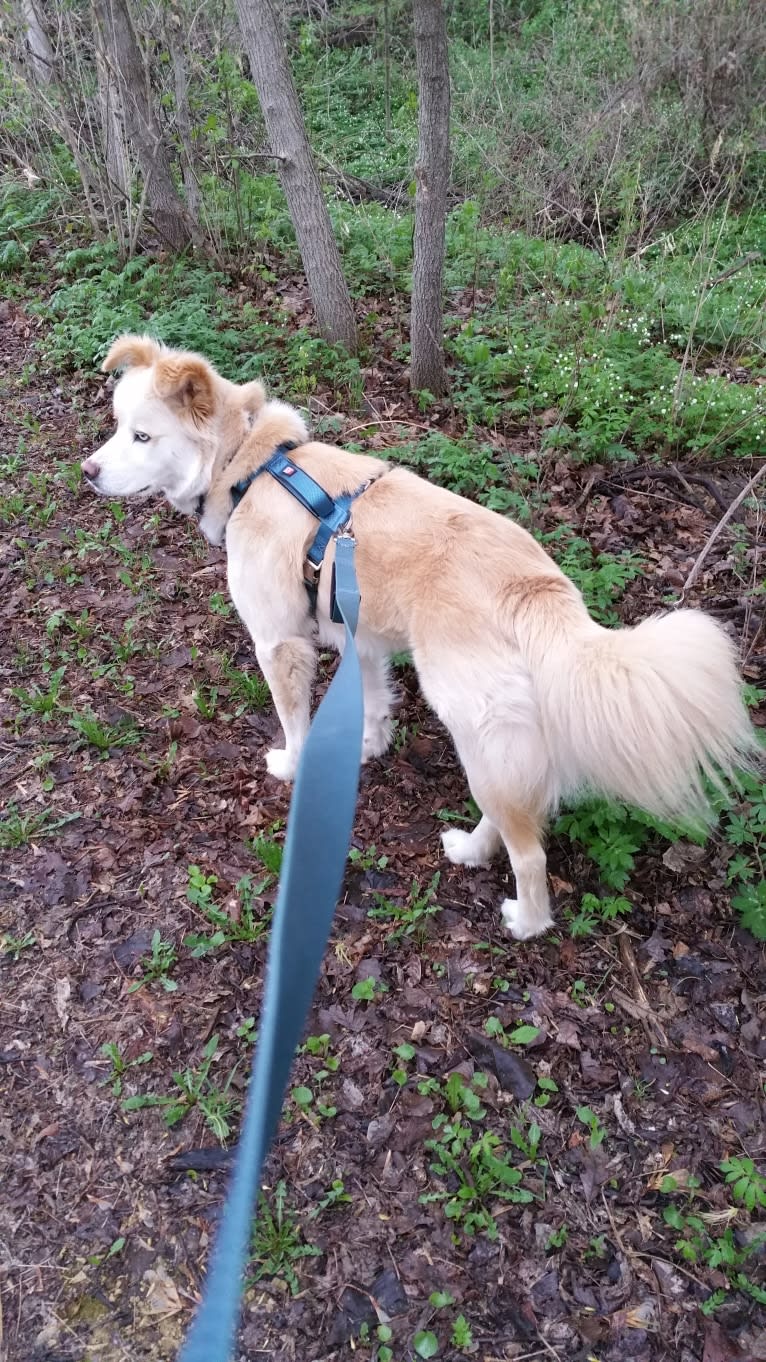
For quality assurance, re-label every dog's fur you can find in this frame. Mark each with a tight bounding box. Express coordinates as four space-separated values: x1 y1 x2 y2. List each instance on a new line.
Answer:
83 336 757 939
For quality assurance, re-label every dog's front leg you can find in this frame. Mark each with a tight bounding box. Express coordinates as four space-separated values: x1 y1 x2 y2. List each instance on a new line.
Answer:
255 636 316 781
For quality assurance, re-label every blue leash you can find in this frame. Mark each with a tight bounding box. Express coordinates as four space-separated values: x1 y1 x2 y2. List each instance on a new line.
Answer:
178 534 363 1362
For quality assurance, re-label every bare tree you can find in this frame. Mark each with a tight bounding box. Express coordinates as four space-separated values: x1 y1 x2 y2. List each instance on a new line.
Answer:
234 0 357 352
20 0 54 84
410 0 450 396
92 0 199 252
91 0 131 249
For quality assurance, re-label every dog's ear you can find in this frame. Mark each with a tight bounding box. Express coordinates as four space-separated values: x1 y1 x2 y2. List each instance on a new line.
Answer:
101 334 160 373
240 380 266 425
152 354 216 426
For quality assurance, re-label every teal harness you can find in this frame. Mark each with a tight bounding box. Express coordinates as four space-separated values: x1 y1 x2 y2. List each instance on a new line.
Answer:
229 441 374 616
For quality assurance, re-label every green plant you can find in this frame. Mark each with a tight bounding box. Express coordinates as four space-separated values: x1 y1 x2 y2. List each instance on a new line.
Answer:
663 1203 766 1307
309 1178 351 1216
391 1042 416 1087
0 804 80 850
192 683 219 720
122 1036 239 1141
535 1075 559 1108
721 770 766 939
69 709 141 752
720 1156 766 1214
12 665 67 723
451 1315 474 1351
128 930 178 993
249 1180 321 1294
575 1105 606 1151
368 872 442 941
413 1332 439 1359
1 930 37 961
351 975 389 1002
348 843 390 872
184 867 272 956
555 797 691 889
219 654 271 712
245 826 284 877
566 892 632 937
484 1018 540 1047
99 1042 153 1097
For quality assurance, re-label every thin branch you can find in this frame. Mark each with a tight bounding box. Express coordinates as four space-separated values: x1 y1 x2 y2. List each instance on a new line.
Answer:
683 462 766 592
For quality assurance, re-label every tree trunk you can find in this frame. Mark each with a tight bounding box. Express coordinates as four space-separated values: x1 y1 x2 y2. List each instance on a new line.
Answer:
91 0 131 248
20 0 53 84
92 0 199 252
166 3 201 223
234 0 357 353
410 0 450 396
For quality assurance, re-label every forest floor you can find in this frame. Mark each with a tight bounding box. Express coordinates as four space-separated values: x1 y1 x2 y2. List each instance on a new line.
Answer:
1 287 765 1362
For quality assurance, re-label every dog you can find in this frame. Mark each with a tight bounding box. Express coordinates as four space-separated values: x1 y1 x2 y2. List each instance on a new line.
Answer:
82 335 757 940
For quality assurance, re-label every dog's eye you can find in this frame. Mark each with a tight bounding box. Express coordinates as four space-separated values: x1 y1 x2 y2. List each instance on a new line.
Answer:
133 430 151 444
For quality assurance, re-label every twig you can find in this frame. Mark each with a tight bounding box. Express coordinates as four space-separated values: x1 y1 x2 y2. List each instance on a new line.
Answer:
683 462 766 592
705 251 762 288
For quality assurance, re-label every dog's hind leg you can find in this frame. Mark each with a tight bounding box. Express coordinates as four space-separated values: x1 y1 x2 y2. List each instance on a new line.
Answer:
255 636 316 781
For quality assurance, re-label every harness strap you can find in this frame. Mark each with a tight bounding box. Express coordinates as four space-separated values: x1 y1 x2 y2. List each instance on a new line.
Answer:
230 443 374 616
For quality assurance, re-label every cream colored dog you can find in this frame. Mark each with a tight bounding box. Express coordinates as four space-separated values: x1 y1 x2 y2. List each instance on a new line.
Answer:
82 336 756 940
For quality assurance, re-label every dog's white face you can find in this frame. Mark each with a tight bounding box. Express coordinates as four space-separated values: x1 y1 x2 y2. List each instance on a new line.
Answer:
83 365 209 513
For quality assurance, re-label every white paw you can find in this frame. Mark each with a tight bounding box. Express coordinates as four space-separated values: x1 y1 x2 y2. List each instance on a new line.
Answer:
500 897 553 941
441 827 491 868
362 716 393 762
265 748 298 782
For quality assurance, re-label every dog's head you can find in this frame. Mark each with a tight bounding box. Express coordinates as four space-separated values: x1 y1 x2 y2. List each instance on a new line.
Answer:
81 335 265 514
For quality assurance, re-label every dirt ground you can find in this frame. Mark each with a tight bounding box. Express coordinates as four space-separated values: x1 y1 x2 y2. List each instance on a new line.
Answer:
1 300 765 1362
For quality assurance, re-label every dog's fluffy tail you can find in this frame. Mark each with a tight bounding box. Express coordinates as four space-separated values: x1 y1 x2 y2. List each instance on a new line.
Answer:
524 604 757 819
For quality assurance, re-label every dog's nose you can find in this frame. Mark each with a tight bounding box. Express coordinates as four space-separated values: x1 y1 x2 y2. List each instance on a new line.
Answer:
81 457 100 480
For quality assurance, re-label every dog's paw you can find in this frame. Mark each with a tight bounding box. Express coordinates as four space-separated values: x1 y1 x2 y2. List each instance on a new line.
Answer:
441 827 491 868
362 716 393 763
265 748 298 782
500 897 553 941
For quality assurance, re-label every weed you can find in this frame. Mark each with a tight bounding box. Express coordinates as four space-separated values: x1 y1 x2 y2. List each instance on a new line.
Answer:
219 655 271 713
123 1036 239 1141
484 1018 540 1047
209 591 232 617
720 770 766 940
555 797 692 889
12 665 67 723
0 804 80 850
99 1042 153 1097
368 871 442 941
128 930 178 993
720 1157 766 1214
351 975 389 1002
566 892 632 937
575 1105 607 1151
534 1075 560 1109
2 930 37 961
249 1180 320 1294
184 865 272 956
192 683 218 720
308 1178 351 1216
422 1124 535 1238
245 826 284 877
451 1315 474 1351
69 710 141 753
663 1202 766 1308
348 843 390 872
413 1332 439 1359
391 1041 416 1087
